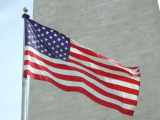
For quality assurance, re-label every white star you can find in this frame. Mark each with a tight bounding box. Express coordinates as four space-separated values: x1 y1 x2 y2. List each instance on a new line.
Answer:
32 40 36 44
34 23 38 27
55 51 59 53
48 42 52 46
57 38 61 42
37 28 41 32
65 41 69 44
31 36 34 39
50 29 54 32
28 30 31 33
28 36 32 39
60 42 64 46
59 54 63 57
54 33 57 37
64 47 68 50
60 49 63 52
27 42 31 45
46 31 49 34
62 36 65 39
56 45 59 48
53 40 56 44
44 49 47 52
45 38 48 41
41 50 44 53
63 57 67 60
48 53 52 56
49 36 53 39
63 53 67 56
41 33 44 37
40 44 44 48
42 27 46 30
37 34 40 37
28 24 31 28
51 46 55 50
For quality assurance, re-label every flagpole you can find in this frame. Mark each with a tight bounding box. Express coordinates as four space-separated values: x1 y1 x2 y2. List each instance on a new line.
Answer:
21 7 30 120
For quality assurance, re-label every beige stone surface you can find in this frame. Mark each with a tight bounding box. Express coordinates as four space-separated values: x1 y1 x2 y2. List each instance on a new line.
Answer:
29 0 160 120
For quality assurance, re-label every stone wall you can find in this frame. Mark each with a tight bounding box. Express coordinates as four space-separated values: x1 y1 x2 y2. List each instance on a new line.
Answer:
29 0 160 120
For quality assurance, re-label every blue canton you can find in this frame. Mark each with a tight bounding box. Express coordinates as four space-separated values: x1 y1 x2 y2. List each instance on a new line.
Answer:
25 19 70 61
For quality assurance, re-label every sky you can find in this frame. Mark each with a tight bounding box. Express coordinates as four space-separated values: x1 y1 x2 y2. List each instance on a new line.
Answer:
0 0 32 120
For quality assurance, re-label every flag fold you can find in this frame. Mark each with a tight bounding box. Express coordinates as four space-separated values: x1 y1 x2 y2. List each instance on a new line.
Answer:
23 15 141 116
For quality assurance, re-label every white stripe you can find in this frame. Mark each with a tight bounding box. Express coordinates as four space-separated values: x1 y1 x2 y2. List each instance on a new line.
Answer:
25 46 139 95
71 41 140 77
70 56 139 90
70 47 140 81
25 46 139 91
24 55 138 100
24 65 136 111
70 47 116 66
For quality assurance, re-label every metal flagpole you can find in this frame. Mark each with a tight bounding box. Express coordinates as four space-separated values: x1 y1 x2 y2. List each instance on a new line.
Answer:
21 7 31 120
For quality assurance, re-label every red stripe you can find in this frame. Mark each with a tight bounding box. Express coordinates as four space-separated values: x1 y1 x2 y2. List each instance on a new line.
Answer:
69 58 140 86
71 43 132 75
24 70 134 116
24 60 138 105
71 42 100 58
25 50 139 95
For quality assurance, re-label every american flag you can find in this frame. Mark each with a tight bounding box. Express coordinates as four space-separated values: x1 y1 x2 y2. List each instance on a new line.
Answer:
23 14 141 116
